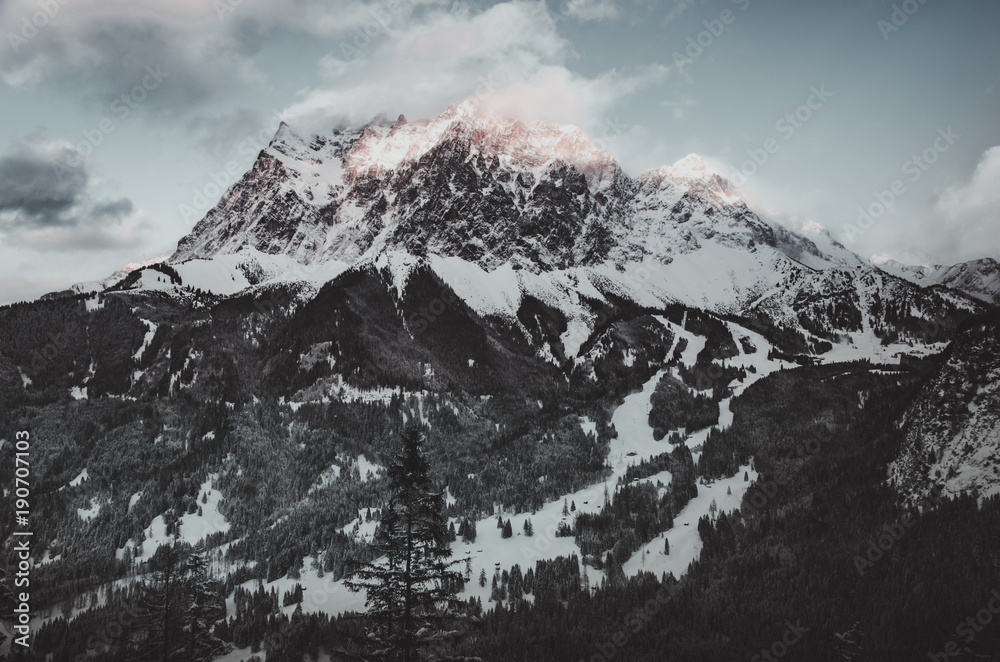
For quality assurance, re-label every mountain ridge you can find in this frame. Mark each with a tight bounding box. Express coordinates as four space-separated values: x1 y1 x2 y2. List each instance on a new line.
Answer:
45 100 988 372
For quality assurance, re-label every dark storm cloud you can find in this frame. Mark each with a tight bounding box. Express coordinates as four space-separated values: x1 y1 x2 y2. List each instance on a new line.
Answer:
0 139 87 227
0 137 146 251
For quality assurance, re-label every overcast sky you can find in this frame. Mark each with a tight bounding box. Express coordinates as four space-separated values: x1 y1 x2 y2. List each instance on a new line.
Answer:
1 0 998 303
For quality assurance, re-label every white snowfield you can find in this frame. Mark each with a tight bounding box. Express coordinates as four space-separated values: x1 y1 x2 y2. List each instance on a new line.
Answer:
80 239 956 383
116 475 231 563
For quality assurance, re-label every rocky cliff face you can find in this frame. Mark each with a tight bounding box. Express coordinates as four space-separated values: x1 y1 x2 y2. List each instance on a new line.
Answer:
890 314 1000 503
166 100 983 361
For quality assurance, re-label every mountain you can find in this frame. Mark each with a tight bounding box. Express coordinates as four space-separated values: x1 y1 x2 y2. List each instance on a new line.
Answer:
5 100 1000 661
890 311 1000 503
872 255 1000 306
153 100 983 364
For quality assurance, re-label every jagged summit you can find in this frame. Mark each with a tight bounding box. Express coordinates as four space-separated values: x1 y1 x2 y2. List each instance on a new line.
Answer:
665 153 725 181
170 100 779 272
159 100 988 353
338 98 620 185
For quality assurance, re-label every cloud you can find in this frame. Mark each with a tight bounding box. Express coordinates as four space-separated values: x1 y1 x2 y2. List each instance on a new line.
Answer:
1 0 662 129
482 64 669 126
0 0 265 113
935 146 1000 260
186 109 270 158
0 0 461 113
660 0 699 26
0 138 87 223
0 137 150 251
660 95 697 120
282 1 668 138
558 0 623 22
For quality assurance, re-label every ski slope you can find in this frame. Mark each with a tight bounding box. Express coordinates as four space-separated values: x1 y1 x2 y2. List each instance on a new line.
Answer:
264 322 782 618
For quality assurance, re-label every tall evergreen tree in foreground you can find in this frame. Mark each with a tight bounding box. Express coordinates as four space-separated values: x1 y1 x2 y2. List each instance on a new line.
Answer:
133 542 229 661
180 549 229 661
137 542 186 661
346 424 476 661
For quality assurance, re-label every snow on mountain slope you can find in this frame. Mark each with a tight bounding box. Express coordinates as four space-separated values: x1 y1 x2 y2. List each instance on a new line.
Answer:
71 99 985 366
102 248 352 302
167 99 861 283
873 255 1000 306
242 366 765 618
753 208 866 271
172 99 625 270
50 253 173 298
889 315 1000 503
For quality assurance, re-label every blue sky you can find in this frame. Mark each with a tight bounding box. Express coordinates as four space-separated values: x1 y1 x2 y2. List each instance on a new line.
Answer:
0 0 998 303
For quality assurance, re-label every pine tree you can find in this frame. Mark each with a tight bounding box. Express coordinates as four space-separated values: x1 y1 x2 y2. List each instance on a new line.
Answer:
501 519 513 539
345 425 468 662
135 542 186 661
604 552 625 589
180 549 229 661
509 565 523 597
462 518 477 543
479 569 487 588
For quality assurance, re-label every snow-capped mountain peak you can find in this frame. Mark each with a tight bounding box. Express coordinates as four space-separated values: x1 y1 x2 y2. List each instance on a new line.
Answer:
665 153 724 181
337 98 620 186
153 101 991 365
